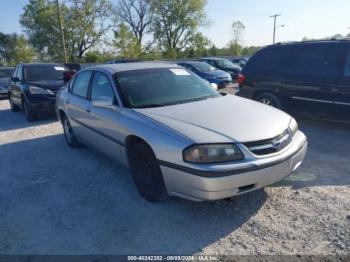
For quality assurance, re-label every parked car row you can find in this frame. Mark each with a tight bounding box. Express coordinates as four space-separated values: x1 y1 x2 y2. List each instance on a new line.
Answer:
5 58 308 203
8 40 350 203
176 61 232 89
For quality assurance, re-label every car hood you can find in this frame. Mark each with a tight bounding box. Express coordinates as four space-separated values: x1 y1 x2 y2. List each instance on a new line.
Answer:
134 95 292 143
25 80 65 91
203 70 229 78
223 65 241 71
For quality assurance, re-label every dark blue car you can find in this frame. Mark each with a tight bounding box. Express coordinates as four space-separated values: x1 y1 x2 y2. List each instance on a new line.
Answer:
177 61 232 89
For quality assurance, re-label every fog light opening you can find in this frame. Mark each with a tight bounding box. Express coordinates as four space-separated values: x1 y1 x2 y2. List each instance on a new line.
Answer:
238 184 256 192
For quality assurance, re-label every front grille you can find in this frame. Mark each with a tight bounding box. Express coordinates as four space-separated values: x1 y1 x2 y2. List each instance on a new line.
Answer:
244 130 292 156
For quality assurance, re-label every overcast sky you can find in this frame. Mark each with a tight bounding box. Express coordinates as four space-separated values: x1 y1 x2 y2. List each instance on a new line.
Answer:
1 0 349 47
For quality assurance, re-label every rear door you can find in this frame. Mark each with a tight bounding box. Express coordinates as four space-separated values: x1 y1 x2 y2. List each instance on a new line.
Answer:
67 70 93 140
85 71 124 163
284 43 333 104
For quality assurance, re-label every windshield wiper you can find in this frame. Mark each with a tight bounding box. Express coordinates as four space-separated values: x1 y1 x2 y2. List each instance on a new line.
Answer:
134 103 167 109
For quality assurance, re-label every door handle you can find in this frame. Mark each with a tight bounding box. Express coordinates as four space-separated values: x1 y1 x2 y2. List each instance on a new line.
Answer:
65 100 70 104
86 108 91 113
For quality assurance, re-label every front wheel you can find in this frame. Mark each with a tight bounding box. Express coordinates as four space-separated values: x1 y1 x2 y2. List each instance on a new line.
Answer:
22 97 37 121
129 141 168 203
256 93 283 109
9 94 20 112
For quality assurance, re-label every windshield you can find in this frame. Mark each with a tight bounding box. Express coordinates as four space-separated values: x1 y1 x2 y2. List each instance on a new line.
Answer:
24 65 65 82
0 69 13 78
216 59 235 68
116 68 220 108
191 62 216 72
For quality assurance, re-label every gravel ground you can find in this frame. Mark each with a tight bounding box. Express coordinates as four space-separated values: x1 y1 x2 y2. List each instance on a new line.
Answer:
0 98 349 256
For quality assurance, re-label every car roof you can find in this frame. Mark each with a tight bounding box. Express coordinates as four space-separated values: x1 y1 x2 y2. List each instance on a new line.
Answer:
275 39 350 46
200 57 226 61
89 62 181 73
177 61 208 65
21 63 64 67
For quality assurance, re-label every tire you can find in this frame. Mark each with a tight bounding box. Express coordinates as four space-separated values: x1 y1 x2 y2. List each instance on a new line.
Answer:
129 141 168 203
62 114 83 148
9 93 20 112
256 93 282 109
22 96 37 121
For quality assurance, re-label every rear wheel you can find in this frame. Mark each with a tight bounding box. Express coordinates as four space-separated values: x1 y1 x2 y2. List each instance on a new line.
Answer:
22 97 37 121
9 93 20 112
129 141 168 203
62 114 83 148
256 93 282 109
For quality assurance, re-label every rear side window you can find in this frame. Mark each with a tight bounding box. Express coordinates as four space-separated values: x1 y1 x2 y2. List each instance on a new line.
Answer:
72 71 92 98
287 44 326 76
91 72 115 102
244 46 289 74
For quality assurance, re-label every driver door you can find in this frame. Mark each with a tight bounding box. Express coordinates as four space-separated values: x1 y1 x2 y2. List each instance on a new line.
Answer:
85 71 124 163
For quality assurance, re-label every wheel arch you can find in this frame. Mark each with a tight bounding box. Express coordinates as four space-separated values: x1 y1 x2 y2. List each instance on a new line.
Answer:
124 135 154 165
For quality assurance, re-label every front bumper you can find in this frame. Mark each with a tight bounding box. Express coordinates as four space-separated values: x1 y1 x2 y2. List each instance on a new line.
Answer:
28 94 56 112
161 131 307 201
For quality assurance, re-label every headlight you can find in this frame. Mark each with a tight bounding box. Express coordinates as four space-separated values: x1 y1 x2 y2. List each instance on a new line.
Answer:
183 144 244 163
29 86 54 95
289 118 298 136
210 83 218 89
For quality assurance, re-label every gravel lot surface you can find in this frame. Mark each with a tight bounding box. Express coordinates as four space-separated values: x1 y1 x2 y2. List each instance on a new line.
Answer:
0 98 349 256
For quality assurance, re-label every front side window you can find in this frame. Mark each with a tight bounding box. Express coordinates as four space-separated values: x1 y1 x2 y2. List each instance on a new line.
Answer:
72 71 92 98
24 65 66 82
116 68 220 108
287 44 327 76
91 72 115 102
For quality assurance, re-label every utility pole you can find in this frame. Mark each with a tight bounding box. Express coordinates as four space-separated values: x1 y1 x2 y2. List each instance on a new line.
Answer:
270 14 281 44
55 0 68 63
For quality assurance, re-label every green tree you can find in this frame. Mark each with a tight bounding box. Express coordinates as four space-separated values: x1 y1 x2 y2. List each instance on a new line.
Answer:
113 23 141 58
66 0 113 60
227 40 243 56
13 35 36 64
150 0 207 58
185 32 211 57
232 20 245 45
116 0 152 47
0 33 18 65
20 0 60 61
0 33 35 65
21 0 113 62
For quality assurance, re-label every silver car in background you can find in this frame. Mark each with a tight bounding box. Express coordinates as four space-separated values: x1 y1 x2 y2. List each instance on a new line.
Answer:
56 63 307 202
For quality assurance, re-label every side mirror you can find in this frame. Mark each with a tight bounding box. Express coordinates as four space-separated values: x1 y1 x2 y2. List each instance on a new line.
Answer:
92 97 115 109
11 77 20 82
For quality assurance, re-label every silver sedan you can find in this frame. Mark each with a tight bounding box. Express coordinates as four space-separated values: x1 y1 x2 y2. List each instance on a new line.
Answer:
56 63 308 202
